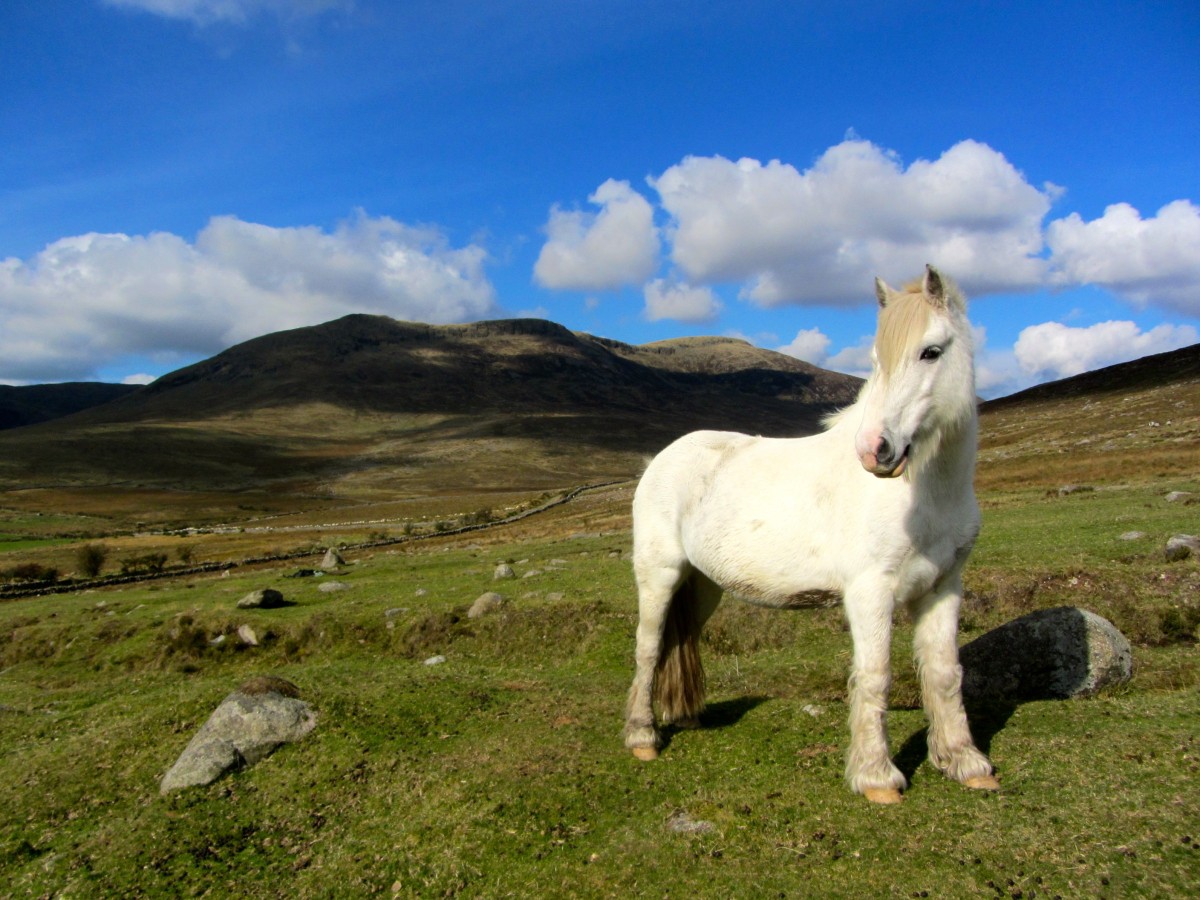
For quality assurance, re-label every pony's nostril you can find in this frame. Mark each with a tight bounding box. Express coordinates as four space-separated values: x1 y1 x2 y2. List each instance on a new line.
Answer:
877 436 892 462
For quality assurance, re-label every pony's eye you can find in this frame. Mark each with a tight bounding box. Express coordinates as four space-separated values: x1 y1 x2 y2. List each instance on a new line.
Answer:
920 346 943 362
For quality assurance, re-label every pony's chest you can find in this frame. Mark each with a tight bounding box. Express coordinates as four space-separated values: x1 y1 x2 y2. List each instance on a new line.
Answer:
892 508 978 600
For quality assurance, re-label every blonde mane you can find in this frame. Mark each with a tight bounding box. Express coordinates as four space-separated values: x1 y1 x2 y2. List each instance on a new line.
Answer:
875 284 932 377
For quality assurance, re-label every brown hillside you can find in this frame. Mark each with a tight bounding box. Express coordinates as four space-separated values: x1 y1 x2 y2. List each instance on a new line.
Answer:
0 316 861 498
977 343 1200 491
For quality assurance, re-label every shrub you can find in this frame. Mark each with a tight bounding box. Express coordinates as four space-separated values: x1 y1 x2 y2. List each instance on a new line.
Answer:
3 563 59 584
119 553 169 575
77 543 109 578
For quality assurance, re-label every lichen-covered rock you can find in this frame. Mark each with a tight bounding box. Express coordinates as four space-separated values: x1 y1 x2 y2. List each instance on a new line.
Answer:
321 548 345 569
493 563 516 580
468 591 504 619
959 606 1132 702
159 677 316 793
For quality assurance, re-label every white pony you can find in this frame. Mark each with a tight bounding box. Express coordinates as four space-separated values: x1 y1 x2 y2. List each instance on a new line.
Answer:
624 266 998 804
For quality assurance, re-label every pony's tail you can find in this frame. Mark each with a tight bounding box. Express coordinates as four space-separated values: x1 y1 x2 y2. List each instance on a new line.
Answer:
654 575 707 724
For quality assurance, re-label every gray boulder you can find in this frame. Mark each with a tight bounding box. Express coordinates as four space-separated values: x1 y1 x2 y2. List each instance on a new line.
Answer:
321 548 345 569
160 677 317 793
468 591 505 619
959 606 1132 702
493 563 516 580
236 588 285 609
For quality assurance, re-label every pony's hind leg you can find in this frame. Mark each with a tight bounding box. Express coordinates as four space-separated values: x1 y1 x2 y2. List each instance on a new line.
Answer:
910 576 997 791
843 576 907 803
624 560 687 760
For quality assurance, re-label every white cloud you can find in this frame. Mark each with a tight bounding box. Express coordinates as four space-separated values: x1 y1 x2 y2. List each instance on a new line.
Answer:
642 279 721 323
1014 320 1199 380
823 338 875 379
650 139 1054 306
775 327 831 365
0 212 497 382
102 0 351 25
533 179 661 291
1047 201 1200 316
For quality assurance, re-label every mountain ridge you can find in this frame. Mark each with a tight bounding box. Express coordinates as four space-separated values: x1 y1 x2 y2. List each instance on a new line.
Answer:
0 315 861 495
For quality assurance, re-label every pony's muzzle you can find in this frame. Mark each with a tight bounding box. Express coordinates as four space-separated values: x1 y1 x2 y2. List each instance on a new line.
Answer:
859 434 909 478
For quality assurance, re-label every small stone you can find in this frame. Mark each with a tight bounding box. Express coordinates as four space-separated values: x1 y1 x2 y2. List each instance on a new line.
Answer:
1165 491 1192 503
1118 531 1147 541
1165 535 1200 562
1057 485 1093 497
414 588 428 597
236 588 286 609
237 624 258 646
521 569 541 579
384 607 407 618
802 704 825 718
545 592 565 602
318 581 350 593
209 634 227 647
468 591 505 619
666 812 715 834
424 655 446 666
493 563 516 580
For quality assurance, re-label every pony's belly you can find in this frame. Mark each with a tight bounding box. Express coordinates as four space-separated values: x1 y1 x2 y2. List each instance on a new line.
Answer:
704 559 843 609
728 583 842 610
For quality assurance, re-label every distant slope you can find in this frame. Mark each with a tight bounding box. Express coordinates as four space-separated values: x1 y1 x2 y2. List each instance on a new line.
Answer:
977 343 1200 491
0 383 141 430
982 343 1200 410
0 316 861 495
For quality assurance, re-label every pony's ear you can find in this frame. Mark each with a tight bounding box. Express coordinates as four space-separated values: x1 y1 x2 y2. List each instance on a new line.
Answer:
923 265 945 306
923 264 966 313
874 277 891 308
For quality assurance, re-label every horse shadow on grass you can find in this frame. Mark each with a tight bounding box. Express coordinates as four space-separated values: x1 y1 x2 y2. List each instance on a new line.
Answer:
894 698 1020 785
659 695 770 752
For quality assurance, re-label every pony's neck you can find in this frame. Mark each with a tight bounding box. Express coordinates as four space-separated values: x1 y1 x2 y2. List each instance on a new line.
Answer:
908 406 977 494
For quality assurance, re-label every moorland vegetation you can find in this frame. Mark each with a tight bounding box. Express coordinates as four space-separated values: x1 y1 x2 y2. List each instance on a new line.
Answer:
1 326 1197 897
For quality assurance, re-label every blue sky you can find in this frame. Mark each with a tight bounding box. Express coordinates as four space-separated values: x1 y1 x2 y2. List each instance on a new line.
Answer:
2 0 1198 397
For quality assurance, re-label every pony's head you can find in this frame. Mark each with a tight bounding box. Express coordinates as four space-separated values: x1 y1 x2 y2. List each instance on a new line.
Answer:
854 265 975 478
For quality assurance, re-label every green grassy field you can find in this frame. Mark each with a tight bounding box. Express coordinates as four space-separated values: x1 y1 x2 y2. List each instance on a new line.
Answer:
2 481 1198 898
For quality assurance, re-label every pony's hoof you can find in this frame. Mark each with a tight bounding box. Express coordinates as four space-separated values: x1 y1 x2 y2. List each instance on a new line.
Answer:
964 774 1000 791
862 787 903 805
631 746 659 761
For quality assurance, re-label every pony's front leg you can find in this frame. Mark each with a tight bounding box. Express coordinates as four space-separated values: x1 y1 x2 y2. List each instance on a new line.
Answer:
911 574 998 791
843 578 906 803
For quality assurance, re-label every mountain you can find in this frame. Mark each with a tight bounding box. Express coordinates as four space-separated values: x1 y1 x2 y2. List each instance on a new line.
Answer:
0 383 140 430
0 315 861 496
981 343 1200 410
